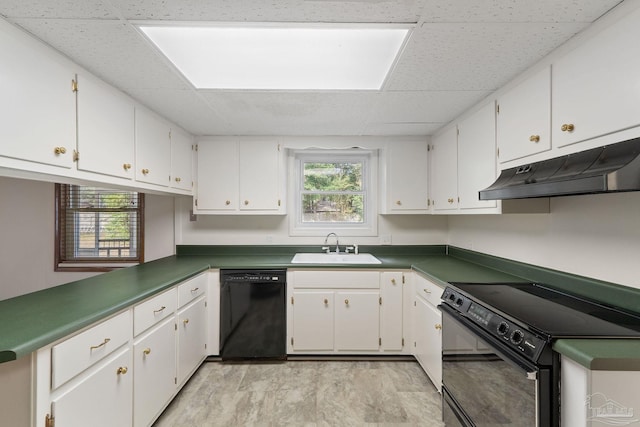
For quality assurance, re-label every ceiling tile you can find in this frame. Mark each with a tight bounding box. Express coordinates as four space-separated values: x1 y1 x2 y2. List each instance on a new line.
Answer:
387 22 587 91
370 90 491 123
419 0 622 23
363 122 443 136
106 0 421 22
201 91 382 135
12 18 189 91
0 0 117 19
126 88 231 136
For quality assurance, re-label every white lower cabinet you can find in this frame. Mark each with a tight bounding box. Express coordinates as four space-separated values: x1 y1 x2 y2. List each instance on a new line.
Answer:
412 273 443 392
288 269 409 355
52 348 133 427
335 291 380 351
177 297 207 386
36 272 210 427
133 318 176 427
291 291 334 351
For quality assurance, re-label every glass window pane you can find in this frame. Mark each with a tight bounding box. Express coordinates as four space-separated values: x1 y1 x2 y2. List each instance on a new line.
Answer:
303 162 362 191
302 194 364 223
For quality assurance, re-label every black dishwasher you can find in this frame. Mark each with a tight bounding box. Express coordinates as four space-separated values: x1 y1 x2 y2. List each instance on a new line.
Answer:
219 269 287 360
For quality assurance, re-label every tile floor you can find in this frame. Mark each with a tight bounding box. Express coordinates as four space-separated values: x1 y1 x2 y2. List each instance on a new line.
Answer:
153 360 444 426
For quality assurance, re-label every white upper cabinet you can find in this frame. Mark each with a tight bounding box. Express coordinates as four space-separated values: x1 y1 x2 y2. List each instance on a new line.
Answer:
553 7 640 149
238 139 283 212
0 20 75 169
430 126 458 212
76 73 135 179
170 127 194 192
135 107 171 187
195 138 284 214
458 102 498 210
380 140 429 214
497 66 551 163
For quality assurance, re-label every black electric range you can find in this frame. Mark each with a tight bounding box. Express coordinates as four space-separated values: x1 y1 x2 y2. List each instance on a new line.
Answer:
440 282 640 427
442 282 640 366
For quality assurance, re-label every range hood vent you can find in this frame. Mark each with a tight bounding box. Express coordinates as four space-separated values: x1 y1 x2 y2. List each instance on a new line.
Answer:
480 137 640 200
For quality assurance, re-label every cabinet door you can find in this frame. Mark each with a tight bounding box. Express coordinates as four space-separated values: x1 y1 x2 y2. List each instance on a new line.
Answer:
170 128 194 191
384 141 429 213
177 298 207 386
135 107 171 186
52 349 133 427
291 291 334 351
133 318 176 427
414 297 442 391
239 140 282 211
497 67 551 162
380 272 404 351
334 291 380 351
430 126 458 211
458 102 498 210
195 140 238 211
76 73 135 179
0 20 75 169
553 8 640 148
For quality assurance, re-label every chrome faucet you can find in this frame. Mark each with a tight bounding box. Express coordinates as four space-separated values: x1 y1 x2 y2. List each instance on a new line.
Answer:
323 232 340 253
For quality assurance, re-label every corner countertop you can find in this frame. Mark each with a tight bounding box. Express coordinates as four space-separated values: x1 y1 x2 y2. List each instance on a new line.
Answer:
554 339 640 371
1 244 639 368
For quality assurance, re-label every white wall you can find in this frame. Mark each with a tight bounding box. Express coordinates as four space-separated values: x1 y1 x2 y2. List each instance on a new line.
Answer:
448 192 640 288
0 176 176 300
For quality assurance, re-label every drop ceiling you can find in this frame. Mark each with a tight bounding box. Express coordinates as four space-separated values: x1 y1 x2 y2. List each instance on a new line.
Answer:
0 0 623 137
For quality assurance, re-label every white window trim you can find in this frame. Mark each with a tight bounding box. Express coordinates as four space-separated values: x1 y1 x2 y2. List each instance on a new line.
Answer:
289 148 378 237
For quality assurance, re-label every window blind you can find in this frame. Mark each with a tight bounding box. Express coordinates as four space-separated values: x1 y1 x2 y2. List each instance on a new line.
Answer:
56 184 144 266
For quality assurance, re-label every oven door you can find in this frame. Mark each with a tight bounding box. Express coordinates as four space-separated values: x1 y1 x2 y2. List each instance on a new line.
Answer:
440 304 554 427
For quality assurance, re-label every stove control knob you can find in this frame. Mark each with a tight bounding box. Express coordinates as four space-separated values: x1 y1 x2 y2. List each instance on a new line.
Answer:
448 293 456 303
497 322 510 336
510 330 524 345
455 298 464 307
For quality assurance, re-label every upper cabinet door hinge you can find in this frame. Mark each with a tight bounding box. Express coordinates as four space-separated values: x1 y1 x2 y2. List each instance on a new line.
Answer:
496 103 500 114
379 297 382 305
71 78 78 93
278 199 281 207
402 274 405 284
291 296 294 305
45 414 55 427
73 150 79 162
402 338 405 347
497 147 500 158
195 199 198 207
195 144 198 152
379 337 382 346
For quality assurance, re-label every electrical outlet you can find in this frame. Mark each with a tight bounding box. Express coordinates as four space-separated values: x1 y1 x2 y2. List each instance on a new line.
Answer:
380 234 392 245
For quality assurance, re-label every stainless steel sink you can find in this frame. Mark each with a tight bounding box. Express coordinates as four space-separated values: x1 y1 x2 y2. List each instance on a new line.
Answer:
290 252 381 264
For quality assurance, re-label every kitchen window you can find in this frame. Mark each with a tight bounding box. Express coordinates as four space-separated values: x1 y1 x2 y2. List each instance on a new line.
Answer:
55 184 144 271
290 149 377 236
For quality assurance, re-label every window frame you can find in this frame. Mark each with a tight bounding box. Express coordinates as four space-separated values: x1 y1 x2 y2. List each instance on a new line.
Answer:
54 184 145 272
289 148 378 237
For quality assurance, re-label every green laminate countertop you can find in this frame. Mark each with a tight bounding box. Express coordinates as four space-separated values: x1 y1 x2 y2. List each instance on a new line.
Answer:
554 339 640 370
2 244 640 367
0 257 210 363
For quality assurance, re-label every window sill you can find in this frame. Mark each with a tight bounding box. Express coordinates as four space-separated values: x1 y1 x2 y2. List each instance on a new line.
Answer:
55 262 139 272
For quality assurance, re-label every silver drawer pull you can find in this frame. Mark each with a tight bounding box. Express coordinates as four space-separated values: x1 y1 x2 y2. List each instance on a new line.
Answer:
153 306 166 314
90 338 110 351
423 288 431 294
190 287 200 293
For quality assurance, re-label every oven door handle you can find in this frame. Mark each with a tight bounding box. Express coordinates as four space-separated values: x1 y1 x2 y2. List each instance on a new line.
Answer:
440 303 540 376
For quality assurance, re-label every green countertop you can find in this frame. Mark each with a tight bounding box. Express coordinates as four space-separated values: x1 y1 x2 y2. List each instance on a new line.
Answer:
1 244 639 367
554 339 640 370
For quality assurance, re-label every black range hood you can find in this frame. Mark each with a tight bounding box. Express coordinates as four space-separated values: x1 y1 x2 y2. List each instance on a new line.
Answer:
479 137 640 200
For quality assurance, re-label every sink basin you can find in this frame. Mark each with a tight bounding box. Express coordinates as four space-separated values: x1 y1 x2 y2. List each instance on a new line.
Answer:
291 253 381 264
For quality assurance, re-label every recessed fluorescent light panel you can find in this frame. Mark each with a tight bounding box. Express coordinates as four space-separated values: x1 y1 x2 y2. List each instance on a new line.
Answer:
138 24 411 90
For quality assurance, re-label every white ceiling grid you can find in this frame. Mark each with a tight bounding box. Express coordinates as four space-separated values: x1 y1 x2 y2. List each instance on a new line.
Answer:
0 0 623 137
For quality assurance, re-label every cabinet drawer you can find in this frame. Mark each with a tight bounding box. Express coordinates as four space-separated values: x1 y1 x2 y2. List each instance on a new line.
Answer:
52 311 131 389
292 270 380 289
134 288 177 336
414 274 444 307
177 273 207 308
